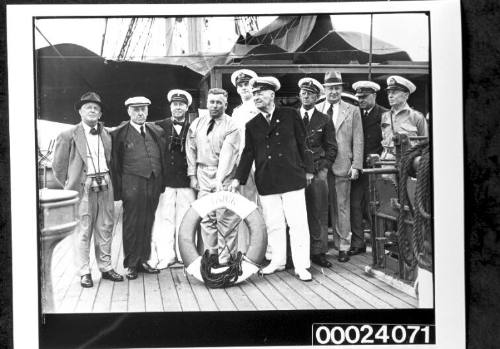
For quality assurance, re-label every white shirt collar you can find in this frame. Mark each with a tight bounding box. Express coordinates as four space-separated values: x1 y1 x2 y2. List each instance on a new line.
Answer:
130 120 145 134
81 122 98 134
300 106 314 118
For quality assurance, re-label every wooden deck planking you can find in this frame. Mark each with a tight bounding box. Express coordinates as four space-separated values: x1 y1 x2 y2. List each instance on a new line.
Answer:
171 268 200 311
224 285 257 311
248 275 295 310
144 274 164 312
207 286 238 311
48 205 420 313
157 269 183 312
127 274 146 312
264 273 313 310
237 279 276 311
186 275 219 311
315 263 393 309
331 259 415 308
342 259 417 307
278 271 334 309
310 265 372 309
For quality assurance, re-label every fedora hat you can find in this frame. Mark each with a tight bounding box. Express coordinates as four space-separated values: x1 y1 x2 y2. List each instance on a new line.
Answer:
74 92 104 111
323 71 345 86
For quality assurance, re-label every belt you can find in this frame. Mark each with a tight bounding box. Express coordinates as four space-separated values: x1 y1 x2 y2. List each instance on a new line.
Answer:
87 171 110 177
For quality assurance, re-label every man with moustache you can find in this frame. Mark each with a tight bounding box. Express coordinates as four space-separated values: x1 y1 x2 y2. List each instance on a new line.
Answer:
147 90 195 269
53 92 123 288
381 76 428 160
349 81 388 256
316 71 363 263
297 77 338 267
229 76 314 281
111 96 165 280
186 88 241 266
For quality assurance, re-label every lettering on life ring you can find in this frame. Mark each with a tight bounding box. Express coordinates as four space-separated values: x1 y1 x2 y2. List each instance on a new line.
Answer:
178 191 267 285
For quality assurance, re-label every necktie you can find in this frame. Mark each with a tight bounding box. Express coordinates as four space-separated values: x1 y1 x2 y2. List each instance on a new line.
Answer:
207 118 215 135
363 109 368 117
265 113 271 124
303 111 309 127
140 125 145 138
327 104 333 118
90 127 98 135
173 119 184 126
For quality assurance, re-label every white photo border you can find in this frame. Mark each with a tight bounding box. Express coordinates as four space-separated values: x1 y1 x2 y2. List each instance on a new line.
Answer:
7 1 463 348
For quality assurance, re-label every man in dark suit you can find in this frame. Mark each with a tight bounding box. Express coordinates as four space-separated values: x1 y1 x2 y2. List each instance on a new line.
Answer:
111 96 165 280
349 81 388 256
297 78 338 267
53 92 123 288
229 76 315 281
147 90 195 269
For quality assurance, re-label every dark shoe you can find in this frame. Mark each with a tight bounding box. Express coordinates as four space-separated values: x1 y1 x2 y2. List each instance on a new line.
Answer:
102 269 124 282
311 254 332 268
126 267 138 280
139 262 160 274
347 246 366 256
338 251 350 263
80 274 93 288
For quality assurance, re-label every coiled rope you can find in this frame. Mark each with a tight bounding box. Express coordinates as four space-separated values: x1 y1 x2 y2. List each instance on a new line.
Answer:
398 140 432 270
200 250 244 288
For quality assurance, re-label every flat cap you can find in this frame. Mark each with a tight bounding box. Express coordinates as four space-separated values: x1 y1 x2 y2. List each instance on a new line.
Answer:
298 77 324 95
386 75 416 94
323 71 344 86
250 76 281 92
124 96 151 107
167 89 192 106
75 91 104 111
231 69 258 87
352 81 381 96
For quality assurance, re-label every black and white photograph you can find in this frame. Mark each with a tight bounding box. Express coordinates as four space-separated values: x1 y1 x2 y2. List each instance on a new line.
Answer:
6 1 464 348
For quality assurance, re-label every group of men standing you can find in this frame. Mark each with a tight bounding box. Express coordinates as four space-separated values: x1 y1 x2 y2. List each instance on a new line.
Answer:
52 68 427 288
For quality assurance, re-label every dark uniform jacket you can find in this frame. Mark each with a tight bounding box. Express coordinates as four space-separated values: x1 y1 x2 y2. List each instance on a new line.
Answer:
362 104 388 165
301 108 338 173
156 118 190 188
235 106 314 196
110 121 166 201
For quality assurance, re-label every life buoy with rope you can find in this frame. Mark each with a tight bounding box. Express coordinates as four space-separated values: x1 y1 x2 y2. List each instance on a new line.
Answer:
178 191 267 288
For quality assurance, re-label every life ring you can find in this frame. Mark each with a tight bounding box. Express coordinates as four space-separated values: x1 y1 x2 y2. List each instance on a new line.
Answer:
178 191 267 285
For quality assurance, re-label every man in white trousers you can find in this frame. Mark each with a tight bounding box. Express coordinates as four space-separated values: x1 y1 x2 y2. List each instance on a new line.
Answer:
148 90 195 268
229 76 314 281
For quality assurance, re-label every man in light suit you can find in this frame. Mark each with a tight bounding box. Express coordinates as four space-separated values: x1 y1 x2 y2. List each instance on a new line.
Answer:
316 72 364 262
53 92 123 288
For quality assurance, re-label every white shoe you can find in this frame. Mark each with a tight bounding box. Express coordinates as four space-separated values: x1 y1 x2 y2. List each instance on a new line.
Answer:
261 263 286 275
295 268 312 281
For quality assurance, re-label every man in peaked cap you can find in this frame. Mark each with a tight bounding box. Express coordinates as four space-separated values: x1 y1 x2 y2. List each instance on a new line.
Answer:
316 71 364 263
230 69 261 253
381 75 428 160
297 77 338 268
348 81 388 256
53 92 123 288
230 76 315 281
147 90 195 269
111 96 166 280
186 88 241 266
